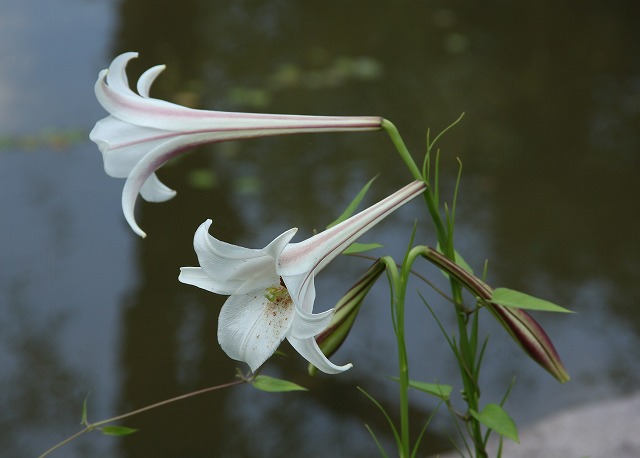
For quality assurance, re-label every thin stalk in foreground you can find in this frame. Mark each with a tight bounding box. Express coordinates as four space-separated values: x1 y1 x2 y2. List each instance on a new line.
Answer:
39 379 246 458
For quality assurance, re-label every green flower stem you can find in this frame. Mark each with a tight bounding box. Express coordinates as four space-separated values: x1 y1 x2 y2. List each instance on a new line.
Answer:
380 256 410 457
420 245 489 454
423 159 486 456
441 226 486 456
396 248 425 457
39 379 246 458
381 119 449 252
385 122 486 456
396 261 412 458
382 119 422 181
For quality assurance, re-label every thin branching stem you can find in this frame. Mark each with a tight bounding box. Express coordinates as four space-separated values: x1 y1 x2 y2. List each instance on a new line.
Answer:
39 378 246 458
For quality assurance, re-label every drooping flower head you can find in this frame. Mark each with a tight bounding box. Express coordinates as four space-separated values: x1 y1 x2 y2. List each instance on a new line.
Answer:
90 52 383 237
179 180 426 374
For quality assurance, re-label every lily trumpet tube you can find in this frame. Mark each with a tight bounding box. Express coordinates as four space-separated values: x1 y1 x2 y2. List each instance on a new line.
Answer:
178 180 426 374
90 52 383 237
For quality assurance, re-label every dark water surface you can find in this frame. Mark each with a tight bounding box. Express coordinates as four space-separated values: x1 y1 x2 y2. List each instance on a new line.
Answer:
1 1 639 456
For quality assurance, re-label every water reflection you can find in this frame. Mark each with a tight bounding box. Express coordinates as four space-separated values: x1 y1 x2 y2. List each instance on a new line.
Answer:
111 1 640 455
1 0 639 457
0 280 82 454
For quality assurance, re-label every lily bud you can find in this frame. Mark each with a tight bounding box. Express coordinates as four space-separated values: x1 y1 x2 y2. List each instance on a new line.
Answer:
487 303 570 383
420 247 570 383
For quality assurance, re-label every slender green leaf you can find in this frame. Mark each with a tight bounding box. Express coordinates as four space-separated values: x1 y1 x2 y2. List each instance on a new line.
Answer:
251 375 307 392
364 424 389 458
81 396 89 425
411 401 442 458
357 386 401 446
469 404 519 443
450 157 463 230
427 113 465 152
419 291 456 351
500 377 517 408
406 379 452 401
491 288 573 313
342 242 383 255
100 426 139 437
326 176 377 228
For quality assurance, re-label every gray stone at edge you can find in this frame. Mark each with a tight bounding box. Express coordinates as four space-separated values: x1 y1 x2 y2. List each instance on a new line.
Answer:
434 391 640 458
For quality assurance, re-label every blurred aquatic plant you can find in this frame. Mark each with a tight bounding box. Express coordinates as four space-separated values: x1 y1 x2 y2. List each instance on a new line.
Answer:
0 128 86 152
229 55 383 109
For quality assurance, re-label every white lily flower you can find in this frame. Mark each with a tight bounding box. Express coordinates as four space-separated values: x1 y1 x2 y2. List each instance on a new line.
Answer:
90 52 383 237
178 180 426 374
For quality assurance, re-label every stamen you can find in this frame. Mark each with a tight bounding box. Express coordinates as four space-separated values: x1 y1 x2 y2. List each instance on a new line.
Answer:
265 283 291 303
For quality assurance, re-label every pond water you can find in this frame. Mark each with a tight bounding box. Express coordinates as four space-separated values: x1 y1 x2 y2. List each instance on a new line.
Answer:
1 1 639 457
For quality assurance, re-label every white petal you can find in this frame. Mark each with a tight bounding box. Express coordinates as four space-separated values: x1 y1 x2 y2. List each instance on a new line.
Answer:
120 135 201 237
94 54 195 132
137 64 165 98
194 220 271 285
121 185 146 238
105 52 138 93
139 173 176 202
89 116 119 155
288 336 352 374
282 273 316 314
194 220 297 288
90 116 174 177
217 290 295 373
178 266 213 290
263 226 299 260
289 305 333 340
178 267 238 295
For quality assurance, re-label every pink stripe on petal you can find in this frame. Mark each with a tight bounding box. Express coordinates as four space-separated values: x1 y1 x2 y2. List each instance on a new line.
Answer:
96 54 383 133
